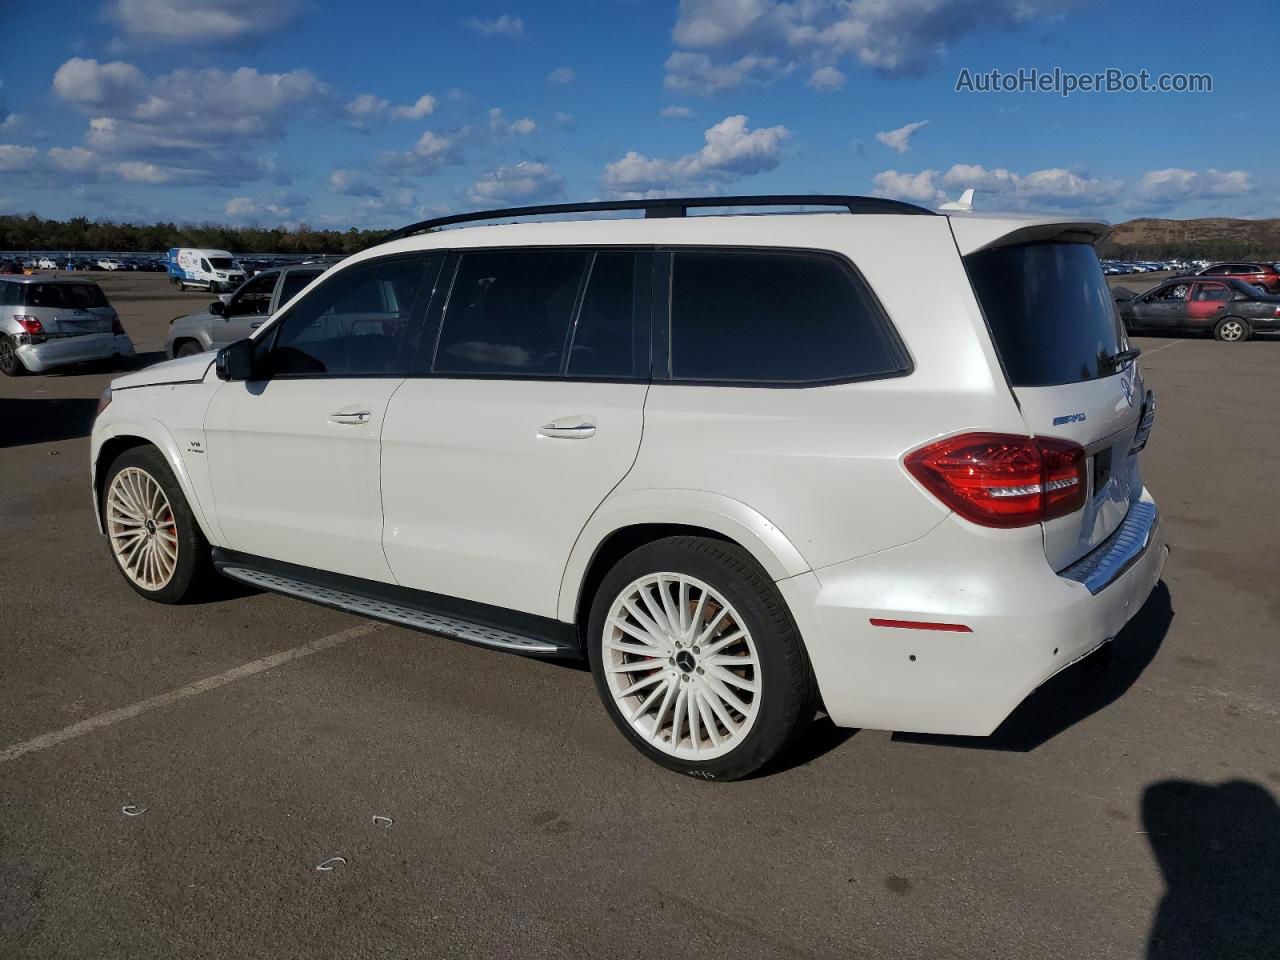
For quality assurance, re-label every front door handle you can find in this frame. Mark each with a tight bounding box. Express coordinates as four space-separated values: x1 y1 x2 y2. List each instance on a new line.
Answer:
539 418 596 440
249 321 264 329
329 410 371 425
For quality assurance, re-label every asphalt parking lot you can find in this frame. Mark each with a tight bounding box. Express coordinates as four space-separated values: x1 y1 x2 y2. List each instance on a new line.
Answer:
1 273 1278 959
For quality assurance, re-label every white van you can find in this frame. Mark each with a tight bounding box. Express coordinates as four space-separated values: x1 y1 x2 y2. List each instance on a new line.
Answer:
167 248 247 293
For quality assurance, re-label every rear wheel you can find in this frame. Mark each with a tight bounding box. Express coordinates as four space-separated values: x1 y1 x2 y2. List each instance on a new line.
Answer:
588 536 816 781
0 334 26 376
102 446 213 603
175 340 203 358
1214 317 1250 342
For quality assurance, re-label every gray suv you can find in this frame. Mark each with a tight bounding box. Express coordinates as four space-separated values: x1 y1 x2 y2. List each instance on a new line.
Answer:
1 276 136 376
165 265 326 358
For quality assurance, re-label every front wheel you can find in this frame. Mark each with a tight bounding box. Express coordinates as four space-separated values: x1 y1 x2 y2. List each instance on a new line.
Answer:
175 340 203 358
588 536 817 781
102 446 214 603
1214 316 1250 342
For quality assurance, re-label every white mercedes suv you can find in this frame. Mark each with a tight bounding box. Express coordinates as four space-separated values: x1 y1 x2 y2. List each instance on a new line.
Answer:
90 195 1166 780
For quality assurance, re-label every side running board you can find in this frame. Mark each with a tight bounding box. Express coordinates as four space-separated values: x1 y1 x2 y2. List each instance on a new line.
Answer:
212 550 579 658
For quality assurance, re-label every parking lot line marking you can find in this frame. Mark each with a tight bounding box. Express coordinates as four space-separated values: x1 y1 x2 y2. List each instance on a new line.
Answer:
1141 340 1185 358
0 623 382 765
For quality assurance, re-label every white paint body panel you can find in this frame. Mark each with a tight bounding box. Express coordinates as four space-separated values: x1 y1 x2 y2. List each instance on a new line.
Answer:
90 207 1168 741
381 379 646 617
203 378 403 581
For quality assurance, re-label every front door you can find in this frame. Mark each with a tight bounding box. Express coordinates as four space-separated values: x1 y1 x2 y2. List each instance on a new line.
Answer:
1130 282 1189 331
380 248 651 617
204 253 438 582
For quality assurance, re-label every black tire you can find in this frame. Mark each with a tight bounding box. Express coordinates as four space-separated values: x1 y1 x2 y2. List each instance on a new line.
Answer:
1214 316 1250 343
175 340 203 358
176 280 185 291
587 536 817 781
101 446 214 603
0 334 26 376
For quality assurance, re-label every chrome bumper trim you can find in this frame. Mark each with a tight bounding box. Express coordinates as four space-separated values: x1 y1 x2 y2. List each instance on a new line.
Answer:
1058 500 1159 596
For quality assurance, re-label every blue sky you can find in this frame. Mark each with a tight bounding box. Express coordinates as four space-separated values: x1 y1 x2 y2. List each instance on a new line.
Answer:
1 0 1275 228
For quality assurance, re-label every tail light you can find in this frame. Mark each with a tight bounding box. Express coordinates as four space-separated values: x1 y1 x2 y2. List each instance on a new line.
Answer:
905 432 1087 528
111 315 125 335
14 314 44 334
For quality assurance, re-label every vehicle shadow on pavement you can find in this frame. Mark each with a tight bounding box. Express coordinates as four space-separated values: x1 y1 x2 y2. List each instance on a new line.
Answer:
0 397 100 448
891 581 1174 753
1142 778 1280 959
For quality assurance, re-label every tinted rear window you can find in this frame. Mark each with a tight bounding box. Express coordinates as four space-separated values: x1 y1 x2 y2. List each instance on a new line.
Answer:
669 250 905 384
965 242 1122 387
19 283 108 309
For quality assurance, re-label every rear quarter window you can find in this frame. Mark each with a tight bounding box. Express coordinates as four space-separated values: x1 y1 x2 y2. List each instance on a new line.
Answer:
668 249 907 384
965 242 1122 388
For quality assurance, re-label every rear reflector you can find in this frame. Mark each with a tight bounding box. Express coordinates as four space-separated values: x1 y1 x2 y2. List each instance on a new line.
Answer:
904 432 1087 528
870 618 973 633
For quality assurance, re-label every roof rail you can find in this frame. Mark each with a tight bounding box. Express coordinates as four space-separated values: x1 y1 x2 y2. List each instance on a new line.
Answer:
380 194 936 244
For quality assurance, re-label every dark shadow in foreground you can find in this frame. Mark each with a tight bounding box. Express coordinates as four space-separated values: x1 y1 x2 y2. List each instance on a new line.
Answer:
0 397 100 448
759 715 859 778
1143 779 1280 959
891 580 1173 752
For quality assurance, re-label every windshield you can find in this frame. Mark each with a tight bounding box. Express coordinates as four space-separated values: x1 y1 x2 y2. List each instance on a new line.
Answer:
208 258 240 270
21 283 109 309
965 241 1123 388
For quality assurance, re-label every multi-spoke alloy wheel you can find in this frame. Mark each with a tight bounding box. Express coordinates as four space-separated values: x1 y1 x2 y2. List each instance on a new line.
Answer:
603 573 761 761
107 466 179 591
1215 318 1247 343
589 536 816 780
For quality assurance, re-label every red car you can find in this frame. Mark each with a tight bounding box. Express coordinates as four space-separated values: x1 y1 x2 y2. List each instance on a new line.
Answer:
1194 261 1280 293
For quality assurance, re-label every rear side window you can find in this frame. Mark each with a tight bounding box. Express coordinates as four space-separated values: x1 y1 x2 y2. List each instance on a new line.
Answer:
965 242 1122 388
433 250 588 376
16 283 107 309
567 252 643 379
668 250 905 384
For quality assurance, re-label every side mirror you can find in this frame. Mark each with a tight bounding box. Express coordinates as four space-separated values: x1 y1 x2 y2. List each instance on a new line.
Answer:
208 299 225 316
215 338 256 381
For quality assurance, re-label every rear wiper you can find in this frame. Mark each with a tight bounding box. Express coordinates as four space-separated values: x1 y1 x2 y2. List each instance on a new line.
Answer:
1104 347 1142 371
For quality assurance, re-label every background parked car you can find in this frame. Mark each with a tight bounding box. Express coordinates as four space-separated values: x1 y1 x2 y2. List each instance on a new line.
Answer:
165 264 327 358
0 276 136 375
1193 261 1280 293
1118 276 1280 341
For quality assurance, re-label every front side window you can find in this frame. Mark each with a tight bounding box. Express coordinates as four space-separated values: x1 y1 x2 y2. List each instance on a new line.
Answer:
226 273 276 316
260 255 433 377
669 250 904 384
433 250 588 376
1149 283 1188 302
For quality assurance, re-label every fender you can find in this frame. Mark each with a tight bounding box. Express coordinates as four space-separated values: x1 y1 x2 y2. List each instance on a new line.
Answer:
91 415 220 544
556 488 812 623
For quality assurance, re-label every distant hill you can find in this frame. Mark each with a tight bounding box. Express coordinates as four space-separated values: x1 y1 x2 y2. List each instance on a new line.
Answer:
1099 218 1280 261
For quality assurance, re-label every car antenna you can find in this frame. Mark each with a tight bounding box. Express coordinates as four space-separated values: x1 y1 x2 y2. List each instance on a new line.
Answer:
939 188 975 212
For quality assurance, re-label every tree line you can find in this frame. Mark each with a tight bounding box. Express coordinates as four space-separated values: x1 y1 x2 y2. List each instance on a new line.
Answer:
0 214 393 255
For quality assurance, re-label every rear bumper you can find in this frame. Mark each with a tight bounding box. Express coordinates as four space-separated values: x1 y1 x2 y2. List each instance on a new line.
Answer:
16 333 134 373
778 489 1167 736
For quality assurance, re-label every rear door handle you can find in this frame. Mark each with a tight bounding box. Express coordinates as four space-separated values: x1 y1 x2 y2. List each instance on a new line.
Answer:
539 418 596 440
329 410 371 425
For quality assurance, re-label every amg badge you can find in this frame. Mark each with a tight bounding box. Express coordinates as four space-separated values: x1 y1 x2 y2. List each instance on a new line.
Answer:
1052 413 1087 425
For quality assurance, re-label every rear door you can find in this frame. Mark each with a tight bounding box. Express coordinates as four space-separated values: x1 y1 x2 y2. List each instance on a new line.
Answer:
1188 281 1232 329
965 241 1145 570
379 247 650 618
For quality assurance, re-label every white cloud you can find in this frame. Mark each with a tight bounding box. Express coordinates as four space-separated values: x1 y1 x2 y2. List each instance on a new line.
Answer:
547 67 575 85
488 107 536 137
345 93 390 131
669 0 1076 85
661 105 696 119
553 112 576 129
603 114 788 194
375 127 468 175
465 14 523 37
52 58 146 110
468 161 565 204
329 168 381 197
106 0 302 45
875 120 928 153
390 94 437 120
664 51 791 95
873 162 1123 209
0 145 40 173
1139 168 1253 203
48 146 96 173
224 193 303 223
807 66 845 92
